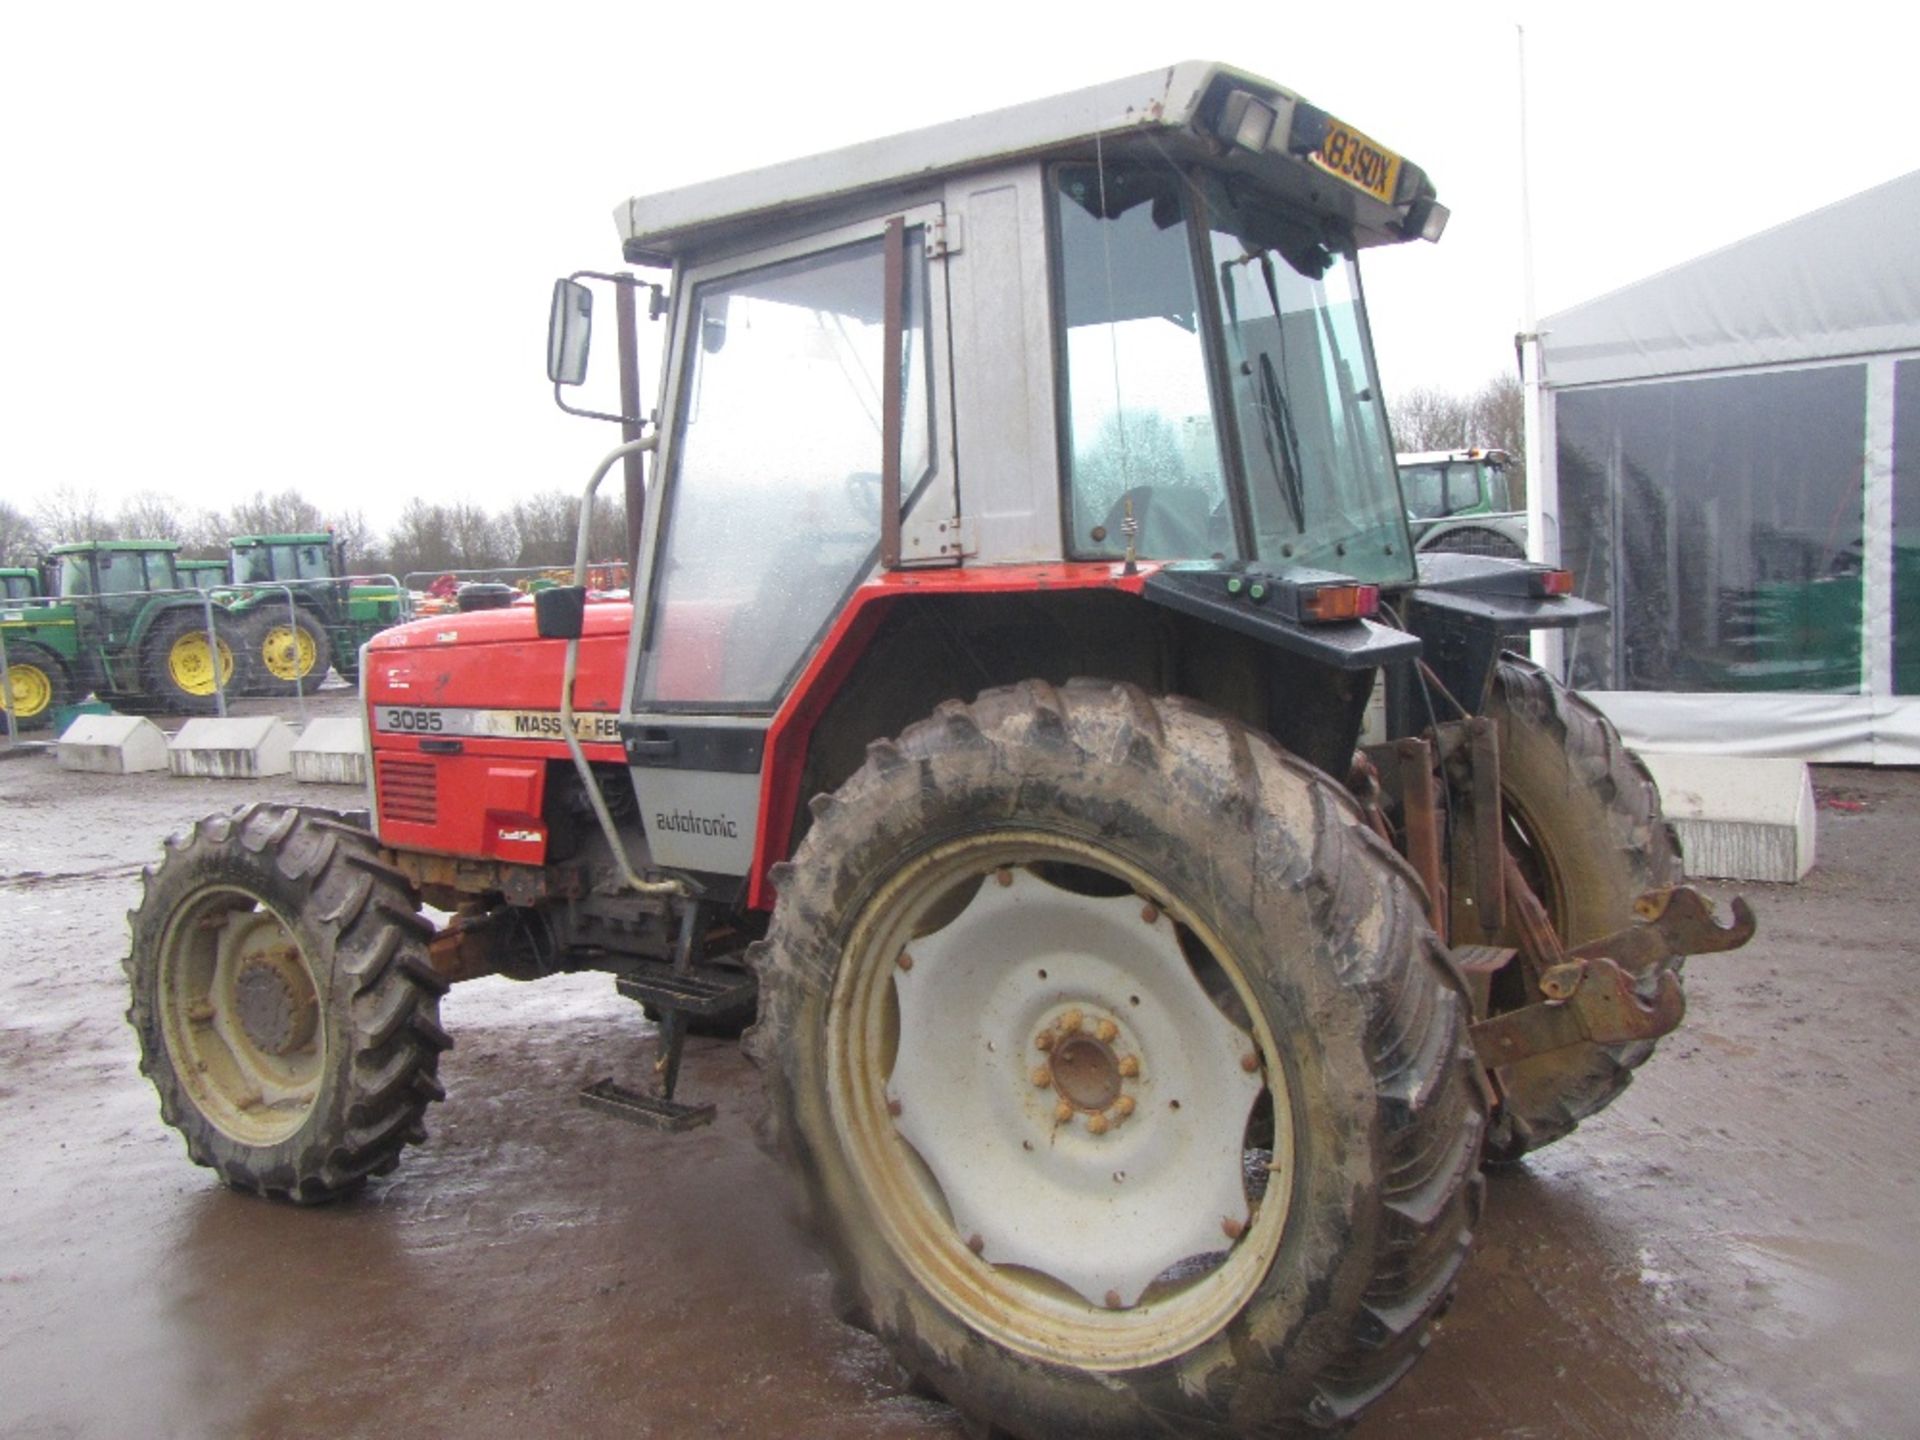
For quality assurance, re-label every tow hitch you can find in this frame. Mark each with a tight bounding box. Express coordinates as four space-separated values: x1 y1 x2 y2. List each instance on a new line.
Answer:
1469 883 1756 1069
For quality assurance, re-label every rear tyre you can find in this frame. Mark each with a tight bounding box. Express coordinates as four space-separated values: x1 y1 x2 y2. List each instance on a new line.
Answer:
126 804 450 1202
141 609 238 713
1472 654 1684 1162
749 680 1485 1439
240 607 332 696
1 641 72 731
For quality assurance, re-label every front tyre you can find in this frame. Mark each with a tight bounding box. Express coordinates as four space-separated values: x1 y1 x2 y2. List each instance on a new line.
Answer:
1474 654 1684 1161
749 681 1485 1438
126 804 450 1202
240 607 332 696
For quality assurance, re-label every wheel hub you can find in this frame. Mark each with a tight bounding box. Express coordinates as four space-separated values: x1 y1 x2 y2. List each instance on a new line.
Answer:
1047 1028 1122 1114
233 947 318 1056
885 866 1266 1310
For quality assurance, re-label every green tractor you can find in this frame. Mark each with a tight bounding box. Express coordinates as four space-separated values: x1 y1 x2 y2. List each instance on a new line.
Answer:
223 532 409 695
0 540 241 730
0 566 43 601
178 558 230 592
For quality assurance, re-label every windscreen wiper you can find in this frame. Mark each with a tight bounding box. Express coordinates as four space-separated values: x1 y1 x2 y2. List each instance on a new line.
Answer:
1219 254 1306 533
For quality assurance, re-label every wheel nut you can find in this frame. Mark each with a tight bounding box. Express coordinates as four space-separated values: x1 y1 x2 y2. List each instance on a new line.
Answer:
995 868 1014 887
1222 1216 1246 1241
896 951 914 971
1118 1055 1140 1078
1105 1289 1123 1310
1035 1030 1055 1052
1096 1018 1118 1043
1087 1113 1110 1135
1140 903 1159 925
1031 1066 1052 1088
1240 1051 1259 1074
1055 1101 1074 1124
1113 1095 1135 1118
1060 1009 1083 1032
887 1097 903 1118
967 1233 985 1255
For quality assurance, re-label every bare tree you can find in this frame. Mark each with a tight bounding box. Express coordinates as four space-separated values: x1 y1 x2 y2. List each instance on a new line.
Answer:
35 487 118 545
507 491 579 567
177 507 233 560
228 488 328 537
387 498 458 578
446 502 510 570
1386 386 1474 455
116 491 188 542
0 500 41 566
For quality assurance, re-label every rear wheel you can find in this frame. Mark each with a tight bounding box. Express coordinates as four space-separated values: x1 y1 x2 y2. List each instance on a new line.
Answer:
141 610 237 712
241 607 332 695
126 804 450 1201
750 681 1484 1438
1472 655 1684 1161
1 641 72 731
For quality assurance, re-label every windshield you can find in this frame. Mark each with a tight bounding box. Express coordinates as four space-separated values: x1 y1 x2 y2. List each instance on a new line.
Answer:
1051 161 1412 582
1202 175 1411 584
1400 459 1515 521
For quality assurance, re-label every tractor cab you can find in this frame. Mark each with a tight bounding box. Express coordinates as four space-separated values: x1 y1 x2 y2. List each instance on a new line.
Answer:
50 540 186 640
0 567 41 602
229 533 344 589
541 62 1518 883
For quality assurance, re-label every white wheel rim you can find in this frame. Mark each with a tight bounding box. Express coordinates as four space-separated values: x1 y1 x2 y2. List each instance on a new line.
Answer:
828 831 1293 1370
158 891 326 1145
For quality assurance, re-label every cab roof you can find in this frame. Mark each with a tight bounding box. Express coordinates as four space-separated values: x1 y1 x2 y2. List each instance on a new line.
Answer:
231 533 332 546
617 61 1439 266
49 539 179 555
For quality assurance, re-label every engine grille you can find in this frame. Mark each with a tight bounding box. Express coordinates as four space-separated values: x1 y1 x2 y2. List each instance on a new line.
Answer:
377 757 438 825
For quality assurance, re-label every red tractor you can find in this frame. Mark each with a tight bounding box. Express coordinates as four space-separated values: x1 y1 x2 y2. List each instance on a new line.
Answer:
127 63 1753 1438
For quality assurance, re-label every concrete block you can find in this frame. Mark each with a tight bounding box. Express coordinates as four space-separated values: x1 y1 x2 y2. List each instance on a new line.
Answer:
1638 751 1816 883
168 716 296 779
57 714 171 774
291 717 368 786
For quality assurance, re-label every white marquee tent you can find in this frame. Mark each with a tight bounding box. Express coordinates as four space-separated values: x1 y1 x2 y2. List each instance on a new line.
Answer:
1531 169 1920 764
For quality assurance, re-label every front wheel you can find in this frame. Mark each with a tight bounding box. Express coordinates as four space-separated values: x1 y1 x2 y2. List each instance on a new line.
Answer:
1471 655 1684 1161
749 681 1485 1438
126 804 451 1201
240 607 332 696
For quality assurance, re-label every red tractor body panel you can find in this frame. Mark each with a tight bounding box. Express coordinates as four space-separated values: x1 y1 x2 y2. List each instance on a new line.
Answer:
361 565 1154 890
747 563 1152 909
364 604 630 863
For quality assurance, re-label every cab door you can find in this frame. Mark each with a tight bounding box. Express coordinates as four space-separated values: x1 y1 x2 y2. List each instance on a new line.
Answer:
620 205 956 886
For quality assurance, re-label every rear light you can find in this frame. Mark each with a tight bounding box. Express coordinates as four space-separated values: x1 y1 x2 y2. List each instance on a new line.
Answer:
1300 583 1379 623
1532 569 1574 597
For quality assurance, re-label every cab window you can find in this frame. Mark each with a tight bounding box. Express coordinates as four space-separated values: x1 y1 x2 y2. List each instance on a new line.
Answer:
641 230 932 708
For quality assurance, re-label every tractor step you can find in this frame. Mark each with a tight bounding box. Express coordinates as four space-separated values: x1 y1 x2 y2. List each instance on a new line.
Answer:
615 962 756 1018
579 1077 716 1132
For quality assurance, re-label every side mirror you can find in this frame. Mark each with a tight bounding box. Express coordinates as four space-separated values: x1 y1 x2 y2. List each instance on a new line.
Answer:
547 279 593 386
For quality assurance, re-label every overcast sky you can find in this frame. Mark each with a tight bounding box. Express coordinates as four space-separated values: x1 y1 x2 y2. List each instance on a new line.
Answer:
4 0 1917 532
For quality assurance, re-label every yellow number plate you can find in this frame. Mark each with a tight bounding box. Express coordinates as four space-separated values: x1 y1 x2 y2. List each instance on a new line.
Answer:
1312 119 1402 204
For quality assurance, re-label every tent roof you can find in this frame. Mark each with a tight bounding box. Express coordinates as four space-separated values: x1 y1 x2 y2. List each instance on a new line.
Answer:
1539 169 1920 388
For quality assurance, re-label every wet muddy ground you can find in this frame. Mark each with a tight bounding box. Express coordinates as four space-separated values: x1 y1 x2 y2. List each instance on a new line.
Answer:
2 724 1916 1438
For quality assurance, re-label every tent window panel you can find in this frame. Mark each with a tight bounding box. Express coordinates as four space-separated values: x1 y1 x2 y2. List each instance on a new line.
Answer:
1896 359 1920 696
1556 365 1866 693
